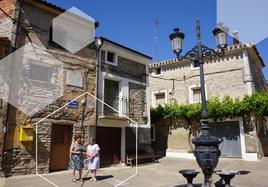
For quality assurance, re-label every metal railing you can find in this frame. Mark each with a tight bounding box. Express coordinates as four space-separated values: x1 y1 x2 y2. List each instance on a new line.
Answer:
98 94 129 117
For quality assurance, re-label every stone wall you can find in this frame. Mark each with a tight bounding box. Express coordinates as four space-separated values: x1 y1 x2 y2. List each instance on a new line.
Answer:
149 49 248 105
0 37 11 173
1 1 97 176
101 52 146 83
129 82 146 124
0 0 15 40
0 0 16 19
248 55 267 92
149 45 267 158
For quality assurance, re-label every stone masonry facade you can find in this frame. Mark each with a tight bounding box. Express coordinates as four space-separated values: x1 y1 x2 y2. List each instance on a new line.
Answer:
101 51 147 83
129 82 147 124
0 0 97 176
149 44 268 158
98 39 151 157
100 44 148 124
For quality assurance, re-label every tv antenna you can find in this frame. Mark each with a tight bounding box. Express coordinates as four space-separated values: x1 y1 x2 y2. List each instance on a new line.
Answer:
154 20 159 62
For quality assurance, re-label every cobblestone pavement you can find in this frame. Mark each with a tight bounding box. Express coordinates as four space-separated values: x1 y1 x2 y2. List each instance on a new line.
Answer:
2 157 268 187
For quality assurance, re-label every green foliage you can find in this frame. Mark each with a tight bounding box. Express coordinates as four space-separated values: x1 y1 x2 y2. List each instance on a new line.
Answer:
151 92 268 128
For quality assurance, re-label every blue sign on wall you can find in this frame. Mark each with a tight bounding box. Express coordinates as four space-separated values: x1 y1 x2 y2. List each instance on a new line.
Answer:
68 100 79 109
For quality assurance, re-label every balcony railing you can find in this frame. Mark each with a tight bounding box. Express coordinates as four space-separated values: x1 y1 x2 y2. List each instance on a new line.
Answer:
98 94 129 117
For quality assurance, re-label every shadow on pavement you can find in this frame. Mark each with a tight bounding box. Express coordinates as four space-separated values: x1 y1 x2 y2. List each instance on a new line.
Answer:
82 175 113 181
238 170 250 175
174 184 202 187
80 175 114 187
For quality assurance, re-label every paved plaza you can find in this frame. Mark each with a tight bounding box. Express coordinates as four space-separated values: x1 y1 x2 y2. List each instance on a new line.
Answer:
2 157 268 187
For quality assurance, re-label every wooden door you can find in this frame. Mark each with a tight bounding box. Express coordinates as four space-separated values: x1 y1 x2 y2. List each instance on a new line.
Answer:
49 124 73 172
97 127 121 165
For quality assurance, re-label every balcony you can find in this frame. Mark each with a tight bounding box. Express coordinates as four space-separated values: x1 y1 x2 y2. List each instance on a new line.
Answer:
98 94 130 120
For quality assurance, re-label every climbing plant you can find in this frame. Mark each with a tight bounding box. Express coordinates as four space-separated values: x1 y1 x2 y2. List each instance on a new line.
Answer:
151 92 268 131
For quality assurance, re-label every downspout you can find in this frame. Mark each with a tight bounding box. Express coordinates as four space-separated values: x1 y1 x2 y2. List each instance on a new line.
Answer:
81 70 87 145
94 39 103 140
1 0 24 173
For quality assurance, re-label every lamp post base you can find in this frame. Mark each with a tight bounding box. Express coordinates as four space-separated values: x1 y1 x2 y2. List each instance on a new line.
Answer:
192 133 222 187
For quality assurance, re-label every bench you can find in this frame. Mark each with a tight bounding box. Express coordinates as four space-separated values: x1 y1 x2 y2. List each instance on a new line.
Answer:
126 148 159 167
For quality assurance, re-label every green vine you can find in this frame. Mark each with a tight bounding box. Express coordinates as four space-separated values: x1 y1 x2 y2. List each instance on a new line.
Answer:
151 92 268 129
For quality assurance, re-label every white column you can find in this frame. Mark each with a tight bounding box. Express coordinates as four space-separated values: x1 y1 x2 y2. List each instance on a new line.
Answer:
119 79 128 117
239 117 258 161
239 117 246 158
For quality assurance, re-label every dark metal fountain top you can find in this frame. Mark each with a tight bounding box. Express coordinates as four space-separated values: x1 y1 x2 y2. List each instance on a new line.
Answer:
216 170 238 187
179 169 200 175
179 169 200 187
192 133 222 146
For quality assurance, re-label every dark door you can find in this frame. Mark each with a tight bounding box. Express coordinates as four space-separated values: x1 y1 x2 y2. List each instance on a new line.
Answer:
49 124 73 172
210 122 242 157
97 127 121 165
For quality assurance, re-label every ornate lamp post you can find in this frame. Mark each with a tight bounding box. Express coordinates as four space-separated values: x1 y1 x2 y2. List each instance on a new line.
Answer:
169 20 229 187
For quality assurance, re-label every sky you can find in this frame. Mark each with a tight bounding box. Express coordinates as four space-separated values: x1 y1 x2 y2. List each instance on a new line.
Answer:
47 0 268 80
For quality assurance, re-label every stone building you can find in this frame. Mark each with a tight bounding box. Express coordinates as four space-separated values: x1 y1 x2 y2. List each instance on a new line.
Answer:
0 0 97 176
149 43 268 161
0 0 151 176
96 37 152 165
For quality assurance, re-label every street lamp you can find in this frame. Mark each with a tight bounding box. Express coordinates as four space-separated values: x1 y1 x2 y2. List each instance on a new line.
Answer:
169 20 228 187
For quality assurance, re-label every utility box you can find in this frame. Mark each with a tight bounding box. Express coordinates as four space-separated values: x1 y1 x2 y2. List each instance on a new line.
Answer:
19 126 34 142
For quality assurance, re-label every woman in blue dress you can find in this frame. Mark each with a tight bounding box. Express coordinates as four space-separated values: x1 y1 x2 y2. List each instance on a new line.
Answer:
69 134 84 182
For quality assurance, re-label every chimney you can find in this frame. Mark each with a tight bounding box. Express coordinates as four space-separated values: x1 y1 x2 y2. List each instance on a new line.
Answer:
233 30 240 46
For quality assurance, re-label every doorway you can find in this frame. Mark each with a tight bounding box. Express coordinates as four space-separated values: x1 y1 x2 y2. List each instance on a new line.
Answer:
97 127 121 165
49 124 73 172
210 122 242 157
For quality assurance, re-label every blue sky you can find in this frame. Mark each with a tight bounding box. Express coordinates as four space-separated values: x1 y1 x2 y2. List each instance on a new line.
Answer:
47 0 268 80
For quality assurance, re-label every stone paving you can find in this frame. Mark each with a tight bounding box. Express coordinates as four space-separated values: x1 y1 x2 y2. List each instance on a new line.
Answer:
2 157 268 187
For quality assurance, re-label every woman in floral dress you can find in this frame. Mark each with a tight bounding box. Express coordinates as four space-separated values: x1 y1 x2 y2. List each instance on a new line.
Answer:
69 134 84 182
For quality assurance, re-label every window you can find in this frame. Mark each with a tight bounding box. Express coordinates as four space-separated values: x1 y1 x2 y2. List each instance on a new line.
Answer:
193 60 200 68
101 50 118 65
192 88 201 103
107 51 115 63
155 68 162 75
153 91 166 107
189 86 207 103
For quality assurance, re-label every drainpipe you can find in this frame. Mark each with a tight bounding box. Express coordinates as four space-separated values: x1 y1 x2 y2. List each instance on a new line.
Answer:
80 71 87 145
94 37 103 140
1 0 24 174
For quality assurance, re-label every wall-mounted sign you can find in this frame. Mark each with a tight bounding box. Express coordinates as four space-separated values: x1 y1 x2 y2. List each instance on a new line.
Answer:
66 71 83 88
68 100 79 109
